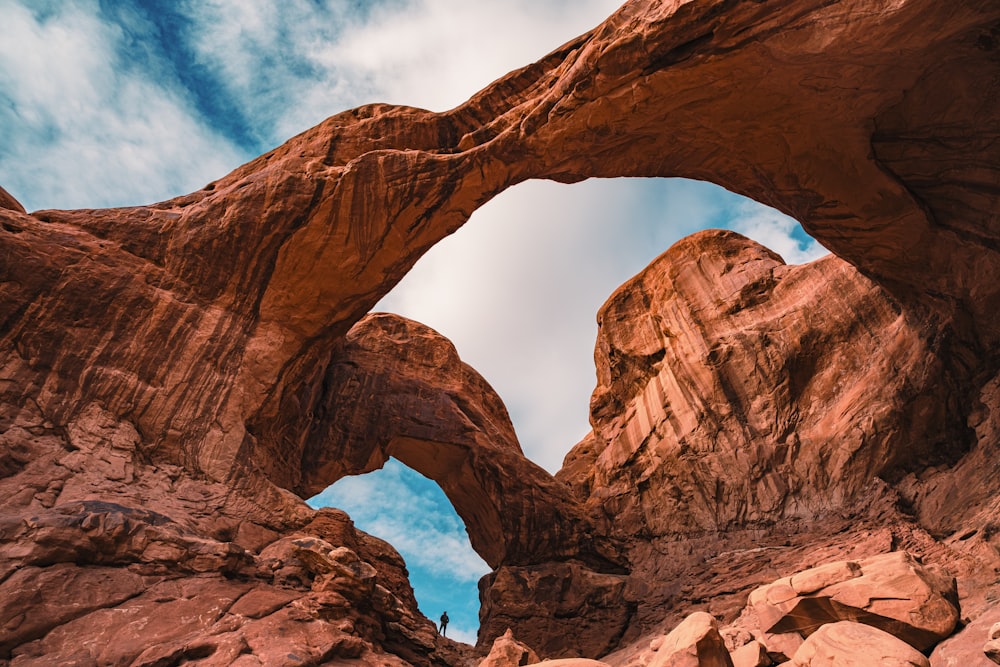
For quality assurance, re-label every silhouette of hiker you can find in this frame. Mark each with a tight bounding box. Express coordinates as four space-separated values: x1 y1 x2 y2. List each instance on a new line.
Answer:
439 611 449 636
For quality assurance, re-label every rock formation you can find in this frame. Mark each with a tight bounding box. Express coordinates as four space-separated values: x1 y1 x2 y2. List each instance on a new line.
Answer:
745 552 958 653
558 230 965 535
789 621 931 667
2 0 1000 664
646 612 733 667
479 629 540 667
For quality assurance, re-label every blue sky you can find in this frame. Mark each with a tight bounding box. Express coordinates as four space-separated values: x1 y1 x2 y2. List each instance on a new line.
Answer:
0 0 826 644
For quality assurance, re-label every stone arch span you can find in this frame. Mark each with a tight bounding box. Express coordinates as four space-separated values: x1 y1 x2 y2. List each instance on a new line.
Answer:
290 312 624 572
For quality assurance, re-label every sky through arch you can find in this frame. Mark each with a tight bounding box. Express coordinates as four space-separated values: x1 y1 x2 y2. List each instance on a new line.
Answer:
309 459 488 645
376 176 827 472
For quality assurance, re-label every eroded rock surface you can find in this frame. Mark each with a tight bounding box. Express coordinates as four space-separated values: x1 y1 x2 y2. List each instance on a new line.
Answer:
297 313 622 573
559 230 963 535
479 629 540 667
0 403 441 665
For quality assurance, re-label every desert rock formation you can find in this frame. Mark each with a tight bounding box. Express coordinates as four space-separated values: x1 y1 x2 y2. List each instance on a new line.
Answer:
2 0 1000 664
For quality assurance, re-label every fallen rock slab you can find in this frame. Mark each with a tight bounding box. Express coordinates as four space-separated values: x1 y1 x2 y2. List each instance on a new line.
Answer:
748 551 958 652
791 621 930 667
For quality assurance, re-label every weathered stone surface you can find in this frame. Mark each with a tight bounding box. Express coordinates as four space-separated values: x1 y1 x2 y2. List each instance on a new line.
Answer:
1 0 999 663
0 185 23 214
480 629 540 667
0 0 996 531
748 552 958 653
730 641 770 667
647 612 733 667
929 604 1000 666
525 661 611 667
0 404 443 665
791 621 930 667
557 231 965 538
987 626 1000 664
480 561 633 658
297 313 623 572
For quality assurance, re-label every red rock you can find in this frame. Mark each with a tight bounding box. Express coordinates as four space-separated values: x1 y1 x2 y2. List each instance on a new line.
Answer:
730 641 770 667
0 185 24 213
648 612 733 667
747 552 958 653
559 231 963 538
987 633 1000 664
297 313 622 573
0 564 147 656
479 561 632 658
526 661 611 667
790 621 930 667
929 604 1000 666
480 628 540 667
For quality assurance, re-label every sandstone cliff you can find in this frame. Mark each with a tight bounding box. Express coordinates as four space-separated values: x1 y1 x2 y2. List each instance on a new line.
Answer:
2 0 1000 664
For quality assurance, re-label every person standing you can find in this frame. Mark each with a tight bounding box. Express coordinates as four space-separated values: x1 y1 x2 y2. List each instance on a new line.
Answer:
439 611 449 637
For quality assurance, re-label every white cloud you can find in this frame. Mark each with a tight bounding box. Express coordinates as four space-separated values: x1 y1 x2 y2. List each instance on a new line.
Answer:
727 200 828 265
446 624 478 645
177 0 625 144
0 1 244 210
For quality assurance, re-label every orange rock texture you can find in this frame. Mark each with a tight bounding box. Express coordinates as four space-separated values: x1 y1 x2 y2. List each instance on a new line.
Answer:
1 0 1000 665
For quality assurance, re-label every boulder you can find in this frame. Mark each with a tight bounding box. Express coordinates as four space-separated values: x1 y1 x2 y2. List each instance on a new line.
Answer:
730 640 771 667
928 603 1000 666
986 621 1000 664
791 621 929 667
747 551 958 652
480 629 540 667
648 612 734 667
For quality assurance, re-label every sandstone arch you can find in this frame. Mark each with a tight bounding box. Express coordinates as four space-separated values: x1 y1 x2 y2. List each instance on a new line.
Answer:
286 312 623 571
2 0 995 495
2 0 1000 660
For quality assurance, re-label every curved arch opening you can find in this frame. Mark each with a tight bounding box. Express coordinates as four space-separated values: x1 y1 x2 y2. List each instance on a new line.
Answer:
375 176 827 472
308 457 489 645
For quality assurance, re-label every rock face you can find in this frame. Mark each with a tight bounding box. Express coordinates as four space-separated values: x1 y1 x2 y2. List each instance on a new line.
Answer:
558 230 964 536
2 0 1000 664
0 402 443 665
295 313 622 573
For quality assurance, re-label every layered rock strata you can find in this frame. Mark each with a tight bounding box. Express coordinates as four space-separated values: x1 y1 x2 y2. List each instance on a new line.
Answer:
558 230 965 535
